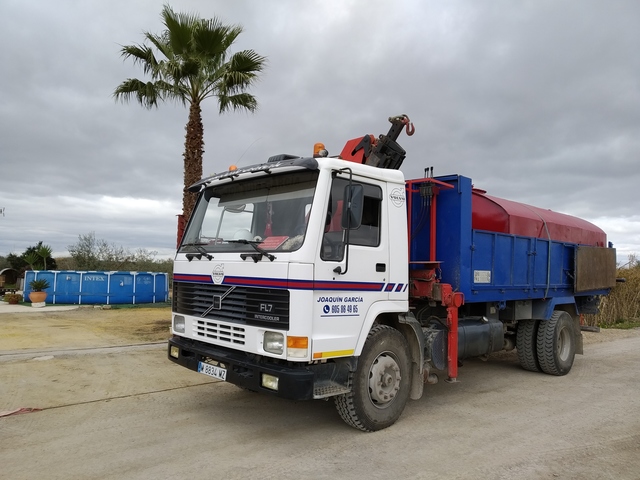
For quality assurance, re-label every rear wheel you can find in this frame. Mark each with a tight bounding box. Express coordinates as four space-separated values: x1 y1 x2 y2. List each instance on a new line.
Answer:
536 311 576 376
335 325 411 432
516 319 540 372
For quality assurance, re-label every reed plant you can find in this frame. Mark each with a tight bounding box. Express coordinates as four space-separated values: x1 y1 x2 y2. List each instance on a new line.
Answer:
586 260 640 328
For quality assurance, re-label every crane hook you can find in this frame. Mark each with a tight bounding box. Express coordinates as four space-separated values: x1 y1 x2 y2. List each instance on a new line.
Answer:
402 114 415 136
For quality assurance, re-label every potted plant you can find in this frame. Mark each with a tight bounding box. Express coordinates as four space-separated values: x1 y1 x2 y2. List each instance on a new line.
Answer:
3 293 22 305
28 278 50 305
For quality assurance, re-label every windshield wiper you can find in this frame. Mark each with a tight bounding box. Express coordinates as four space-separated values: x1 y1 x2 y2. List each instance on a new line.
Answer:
181 242 213 261
227 239 276 262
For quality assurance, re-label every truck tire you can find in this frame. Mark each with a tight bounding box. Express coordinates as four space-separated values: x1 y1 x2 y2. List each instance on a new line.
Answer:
516 319 540 372
536 311 576 376
334 325 411 432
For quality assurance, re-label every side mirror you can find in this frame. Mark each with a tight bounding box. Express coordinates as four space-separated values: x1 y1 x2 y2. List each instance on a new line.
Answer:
341 184 364 229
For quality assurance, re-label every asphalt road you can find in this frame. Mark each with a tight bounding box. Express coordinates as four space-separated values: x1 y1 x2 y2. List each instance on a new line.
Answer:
2 332 639 480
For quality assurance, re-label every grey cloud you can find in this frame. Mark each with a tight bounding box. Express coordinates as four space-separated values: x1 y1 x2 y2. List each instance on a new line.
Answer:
1 0 639 260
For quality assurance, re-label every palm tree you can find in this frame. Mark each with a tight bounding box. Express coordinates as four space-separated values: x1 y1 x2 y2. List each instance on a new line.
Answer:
36 244 53 270
114 4 266 231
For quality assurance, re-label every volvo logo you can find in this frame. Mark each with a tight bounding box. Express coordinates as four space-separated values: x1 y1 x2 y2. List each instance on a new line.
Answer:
201 286 236 317
212 264 224 284
389 188 405 207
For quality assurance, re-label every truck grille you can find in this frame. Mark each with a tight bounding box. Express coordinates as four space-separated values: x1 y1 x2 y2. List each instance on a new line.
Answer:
173 282 290 330
194 320 246 345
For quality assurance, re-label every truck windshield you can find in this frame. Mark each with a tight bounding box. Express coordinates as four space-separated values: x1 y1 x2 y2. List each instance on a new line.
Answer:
180 171 319 254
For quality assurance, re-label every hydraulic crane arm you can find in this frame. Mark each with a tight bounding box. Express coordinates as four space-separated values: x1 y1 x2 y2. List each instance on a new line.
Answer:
350 114 415 170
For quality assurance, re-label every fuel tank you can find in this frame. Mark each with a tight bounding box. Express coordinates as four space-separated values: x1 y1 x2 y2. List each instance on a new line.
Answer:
423 318 505 371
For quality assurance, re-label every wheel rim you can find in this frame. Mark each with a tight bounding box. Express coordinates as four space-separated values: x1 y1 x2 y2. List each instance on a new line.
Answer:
557 326 572 361
368 352 402 409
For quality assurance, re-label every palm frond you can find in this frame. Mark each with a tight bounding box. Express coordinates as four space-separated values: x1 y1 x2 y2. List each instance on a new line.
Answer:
229 50 267 74
217 92 258 114
120 44 159 77
113 78 163 108
162 4 200 55
193 20 240 57
145 31 173 62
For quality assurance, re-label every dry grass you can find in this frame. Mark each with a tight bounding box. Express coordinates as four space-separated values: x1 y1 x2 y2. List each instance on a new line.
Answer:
585 266 640 327
0 306 172 351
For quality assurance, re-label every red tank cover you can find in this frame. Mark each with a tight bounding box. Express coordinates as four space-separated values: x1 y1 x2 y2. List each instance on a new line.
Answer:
472 189 606 247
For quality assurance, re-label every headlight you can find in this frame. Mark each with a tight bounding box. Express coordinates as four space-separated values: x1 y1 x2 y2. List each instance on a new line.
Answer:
263 331 284 355
261 373 279 391
173 315 186 333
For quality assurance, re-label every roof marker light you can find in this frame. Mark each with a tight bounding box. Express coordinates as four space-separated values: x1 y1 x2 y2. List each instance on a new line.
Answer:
313 143 328 158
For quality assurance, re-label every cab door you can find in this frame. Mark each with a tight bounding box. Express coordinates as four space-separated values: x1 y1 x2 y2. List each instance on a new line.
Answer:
312 175 390 359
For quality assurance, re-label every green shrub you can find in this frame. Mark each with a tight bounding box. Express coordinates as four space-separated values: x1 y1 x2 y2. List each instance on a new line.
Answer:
28 279 51 291
3 293 22 304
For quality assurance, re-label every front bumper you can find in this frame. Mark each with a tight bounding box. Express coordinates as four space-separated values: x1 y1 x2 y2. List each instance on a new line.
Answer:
169 336 320 400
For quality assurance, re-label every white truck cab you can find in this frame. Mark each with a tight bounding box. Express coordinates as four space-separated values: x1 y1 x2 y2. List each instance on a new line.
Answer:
170 156 410 410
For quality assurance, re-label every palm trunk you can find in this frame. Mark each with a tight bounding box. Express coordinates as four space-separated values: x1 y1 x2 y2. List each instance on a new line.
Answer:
182 101 204 221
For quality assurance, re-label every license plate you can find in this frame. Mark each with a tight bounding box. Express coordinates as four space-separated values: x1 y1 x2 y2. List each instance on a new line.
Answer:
198 362 227 381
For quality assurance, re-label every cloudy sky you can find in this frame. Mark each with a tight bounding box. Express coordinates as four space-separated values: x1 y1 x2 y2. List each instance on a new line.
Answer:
1 0 638 263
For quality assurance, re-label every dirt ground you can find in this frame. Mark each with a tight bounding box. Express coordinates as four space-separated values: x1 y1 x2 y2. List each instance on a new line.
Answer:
0 305 171 352
0 304 634 352
0 305 191 413
1 307 639 479
1 305 636 413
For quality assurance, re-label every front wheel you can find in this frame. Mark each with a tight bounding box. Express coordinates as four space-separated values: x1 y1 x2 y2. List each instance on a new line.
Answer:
334 325 412 432
536 311 576 376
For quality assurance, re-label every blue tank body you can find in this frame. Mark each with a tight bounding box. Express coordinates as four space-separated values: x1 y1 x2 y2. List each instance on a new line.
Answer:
408 174 615 314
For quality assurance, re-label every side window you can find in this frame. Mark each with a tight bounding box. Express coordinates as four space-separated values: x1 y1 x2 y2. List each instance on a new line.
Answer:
321 178 382 261
351 194 381 247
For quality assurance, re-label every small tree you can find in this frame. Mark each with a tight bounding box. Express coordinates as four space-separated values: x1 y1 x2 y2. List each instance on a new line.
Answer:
24 252 42 270
54 256 76 270
6 253 27 271
68 232 173 271
37 244 53 270
67 232 100 270
10 242 57 272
